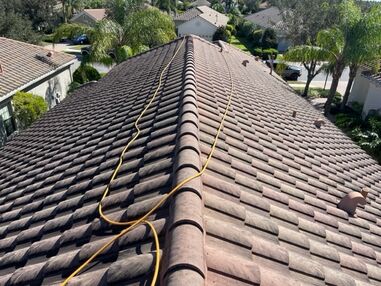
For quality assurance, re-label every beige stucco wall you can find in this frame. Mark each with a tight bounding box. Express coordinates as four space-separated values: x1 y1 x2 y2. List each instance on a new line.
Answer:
178 17 217 41
362 81 381 117
348 68 370 105
26 65 75 109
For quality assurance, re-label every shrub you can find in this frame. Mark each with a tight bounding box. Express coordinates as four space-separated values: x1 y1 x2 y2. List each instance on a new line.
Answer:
73 65 101 84
237 20 254 38
212 3 225 13
42 34 54 43
253 48 278 60
213 26 231 42
68 81 82 93
262 28 278 49
250 29 263 46
226 24 236 35
228 14 242 27
335 113 362 130
12 92 48 130
366 115 381 134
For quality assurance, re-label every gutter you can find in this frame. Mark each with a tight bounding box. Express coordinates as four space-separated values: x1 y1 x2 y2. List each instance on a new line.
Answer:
0 58 77 102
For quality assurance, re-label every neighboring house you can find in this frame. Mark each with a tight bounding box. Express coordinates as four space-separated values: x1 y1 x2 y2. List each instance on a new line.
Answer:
245 6 291 52
174 6 229 41
1 35 381 286
348 65 381 117
191 0 211 7
70 8 107 26
0 37 76 145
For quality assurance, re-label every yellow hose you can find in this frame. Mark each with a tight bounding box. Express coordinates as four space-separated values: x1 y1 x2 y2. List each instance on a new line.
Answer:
61 38 234 286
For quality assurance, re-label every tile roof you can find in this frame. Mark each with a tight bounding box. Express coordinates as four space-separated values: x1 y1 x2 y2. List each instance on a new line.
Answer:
0 35 381 286
83 9 107 21
174 6 228 27
0 37 75 100
245 6 283 30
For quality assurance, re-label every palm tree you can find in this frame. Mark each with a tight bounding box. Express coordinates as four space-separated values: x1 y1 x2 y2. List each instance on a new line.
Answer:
317 0 381 115
283 44 329 97
54 20 131 64
339 6 381 110
54 8 176 64
321 62 334 90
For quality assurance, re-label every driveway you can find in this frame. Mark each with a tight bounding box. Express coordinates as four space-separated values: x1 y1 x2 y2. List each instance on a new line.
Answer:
292 63 350 95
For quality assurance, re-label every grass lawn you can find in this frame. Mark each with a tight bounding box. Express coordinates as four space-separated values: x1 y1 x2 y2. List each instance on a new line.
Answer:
290 85 342 103
230 35 250 53
230 35 284 60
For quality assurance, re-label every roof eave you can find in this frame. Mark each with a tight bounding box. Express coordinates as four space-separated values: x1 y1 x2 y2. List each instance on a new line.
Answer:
0 58 77 102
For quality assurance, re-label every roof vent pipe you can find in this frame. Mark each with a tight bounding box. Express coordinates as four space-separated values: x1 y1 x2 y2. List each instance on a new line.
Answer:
314 118 325 128
337 188 368 216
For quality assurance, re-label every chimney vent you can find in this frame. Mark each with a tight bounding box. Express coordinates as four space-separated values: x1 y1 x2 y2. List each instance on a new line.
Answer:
242 60 249 67
337 188 368 216
314 118 325 128
292 111 297 118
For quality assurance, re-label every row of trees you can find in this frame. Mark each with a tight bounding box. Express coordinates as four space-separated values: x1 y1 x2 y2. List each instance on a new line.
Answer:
282 0 381 115
0 0 109 43
54 5 176 65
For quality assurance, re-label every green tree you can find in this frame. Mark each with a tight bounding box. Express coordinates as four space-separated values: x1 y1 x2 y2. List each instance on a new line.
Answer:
0 0 59 32
339 4 381 110
55 20 132 64
212 3 225 13
153 0 177 13
213 26 231 42
0 11 41 44
54 8 175 63
106 0 145 24
284 45 329 97
12 92 48 130
73 64 102 84
124 8 176 51
106 0 127 24
276 0 342 45
318 0 381 115
84 0 107 8
262 28 277 49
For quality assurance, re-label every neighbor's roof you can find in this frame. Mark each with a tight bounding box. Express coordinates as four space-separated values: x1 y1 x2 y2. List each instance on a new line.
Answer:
245 6 283 30
0 36 381 286
0 37 75 100
83 9 107 21
174 6 228 27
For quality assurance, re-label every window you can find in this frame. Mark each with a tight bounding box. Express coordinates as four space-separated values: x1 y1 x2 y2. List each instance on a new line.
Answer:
0 105 15 136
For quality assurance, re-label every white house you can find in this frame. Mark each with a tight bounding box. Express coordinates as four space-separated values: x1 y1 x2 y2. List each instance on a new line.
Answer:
245 6 291 52
0 37 76 145
174 6 229 41
70 9 107 26
347 66 381 118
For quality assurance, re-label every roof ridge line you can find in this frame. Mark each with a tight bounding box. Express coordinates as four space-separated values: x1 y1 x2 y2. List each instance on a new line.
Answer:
161 36 206 286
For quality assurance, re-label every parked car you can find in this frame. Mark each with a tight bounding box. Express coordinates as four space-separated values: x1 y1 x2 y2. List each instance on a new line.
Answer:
72 34 89 45
265 60 302 81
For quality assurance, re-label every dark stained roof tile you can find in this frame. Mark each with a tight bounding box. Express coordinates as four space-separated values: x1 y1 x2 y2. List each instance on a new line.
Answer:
1 36 381 286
